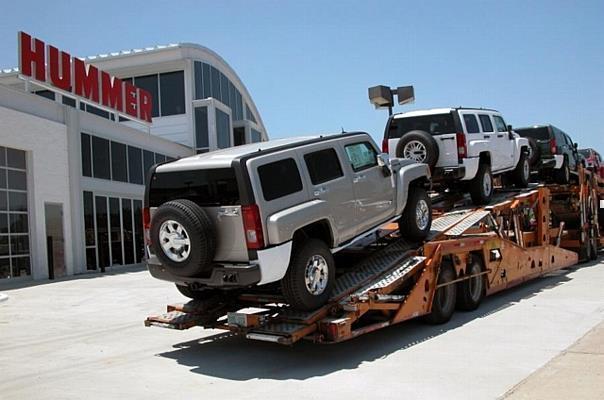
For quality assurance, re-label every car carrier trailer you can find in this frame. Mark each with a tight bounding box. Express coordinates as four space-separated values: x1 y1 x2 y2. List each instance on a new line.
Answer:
145 168 603 345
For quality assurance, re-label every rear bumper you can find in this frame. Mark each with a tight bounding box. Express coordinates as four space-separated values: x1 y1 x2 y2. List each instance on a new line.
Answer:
433 166 466 180
537 155 564 170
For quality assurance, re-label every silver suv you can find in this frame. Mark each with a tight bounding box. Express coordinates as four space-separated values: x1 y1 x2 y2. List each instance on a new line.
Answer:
144 132 431 310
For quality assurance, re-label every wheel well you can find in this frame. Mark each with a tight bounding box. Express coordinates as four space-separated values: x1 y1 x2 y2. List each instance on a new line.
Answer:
410 176 430 188
292 220 334 247
479 152 491 166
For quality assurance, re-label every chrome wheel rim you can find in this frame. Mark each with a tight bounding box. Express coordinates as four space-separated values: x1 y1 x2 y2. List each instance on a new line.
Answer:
304 255 329 295
482 171 492 196
415 199 430 231
403 140 428 163
159 220 191 262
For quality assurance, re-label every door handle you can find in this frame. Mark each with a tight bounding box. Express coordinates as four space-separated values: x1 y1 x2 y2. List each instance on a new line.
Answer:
440 137 455 141
353 175 366 183
484 135 490 139
497 134 504 138
313 187 328 196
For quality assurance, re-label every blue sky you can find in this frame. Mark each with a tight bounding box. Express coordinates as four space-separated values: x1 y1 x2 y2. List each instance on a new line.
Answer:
0 0 602 149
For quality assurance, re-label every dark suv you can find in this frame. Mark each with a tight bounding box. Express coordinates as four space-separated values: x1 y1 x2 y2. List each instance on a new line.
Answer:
514 124 580 184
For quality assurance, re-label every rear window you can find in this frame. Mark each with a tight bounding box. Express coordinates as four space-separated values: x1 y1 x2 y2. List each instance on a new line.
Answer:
258 158 303 201
304 148 343 185
149 168 240 207
388 113 457 138
515 127 550 140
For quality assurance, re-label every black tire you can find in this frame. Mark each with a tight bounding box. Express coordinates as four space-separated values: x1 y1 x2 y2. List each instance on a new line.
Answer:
512 151 530 188
469 162 493 205
555 158 571 184
399 187 432 241
527 138 540 166
175 284 218 300
424 263 457 324
395 130 439 168
150 199 216 277
456 255 485 311
281 239 335 311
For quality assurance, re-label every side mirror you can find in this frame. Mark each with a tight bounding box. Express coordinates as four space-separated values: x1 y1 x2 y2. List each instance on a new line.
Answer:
507 125 514 140
377 153 390 167
573 143 578 150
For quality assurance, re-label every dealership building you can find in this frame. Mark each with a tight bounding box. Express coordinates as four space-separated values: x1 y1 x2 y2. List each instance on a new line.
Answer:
0 35 268 282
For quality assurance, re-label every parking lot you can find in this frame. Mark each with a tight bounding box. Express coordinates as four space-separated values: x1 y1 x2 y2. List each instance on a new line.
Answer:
1 258 603 400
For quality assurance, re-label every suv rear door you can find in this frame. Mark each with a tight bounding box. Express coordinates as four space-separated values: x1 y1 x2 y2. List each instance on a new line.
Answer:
341 138 394 235
302 145 356 243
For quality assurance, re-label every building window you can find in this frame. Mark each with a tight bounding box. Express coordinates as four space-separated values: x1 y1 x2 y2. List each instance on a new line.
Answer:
0 146 31 279
251 129 262 143
133 200 143 263
202 63 212 99
211 65 221 101
216 109 231 149
159 71 185 116
34 90 55 101
83 191 96 270
195 107 209 151
81 133 92 177
109 197 122 265
245 104 257 124
62 96 76 108
194 61 246 122
92 136 111 180
155 154 166 164
143 150 155 179
134 74 160 118
81 102 114 120
111 142 128 182
127 146 143 185
234 127 245 146
121 199 134 265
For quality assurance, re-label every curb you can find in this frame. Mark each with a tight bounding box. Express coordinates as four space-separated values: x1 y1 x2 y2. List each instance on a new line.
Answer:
0 293 8 303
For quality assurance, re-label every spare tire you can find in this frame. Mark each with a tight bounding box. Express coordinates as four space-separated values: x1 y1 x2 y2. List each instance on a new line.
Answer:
395 130 439 168
150 199 216 277
527 137 540 166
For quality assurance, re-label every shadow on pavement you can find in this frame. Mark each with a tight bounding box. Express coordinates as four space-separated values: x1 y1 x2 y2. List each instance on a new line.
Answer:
156 262 602 381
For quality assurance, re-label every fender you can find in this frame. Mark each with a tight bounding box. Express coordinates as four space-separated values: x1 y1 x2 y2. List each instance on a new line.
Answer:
394 162 431 216
466 140 491 158
511 136 530 167
265 200 337 245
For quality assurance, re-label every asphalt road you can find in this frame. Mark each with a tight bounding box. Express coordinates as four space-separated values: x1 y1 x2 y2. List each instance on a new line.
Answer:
1 258 603 400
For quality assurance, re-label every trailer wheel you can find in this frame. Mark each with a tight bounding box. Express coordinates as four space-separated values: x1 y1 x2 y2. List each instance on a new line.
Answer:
281 239 335 311
399 187 432 242
456 256 485 311
424 263 457 324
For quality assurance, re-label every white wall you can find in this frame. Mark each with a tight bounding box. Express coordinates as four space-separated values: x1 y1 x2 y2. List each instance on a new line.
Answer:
0 105 72 280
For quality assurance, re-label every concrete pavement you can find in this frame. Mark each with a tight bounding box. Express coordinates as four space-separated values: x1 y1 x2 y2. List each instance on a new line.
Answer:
0 259 603 400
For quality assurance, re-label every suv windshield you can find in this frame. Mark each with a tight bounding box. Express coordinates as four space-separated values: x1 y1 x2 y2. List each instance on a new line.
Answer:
515 127 550 141
149 168 240 207
388 113 457 138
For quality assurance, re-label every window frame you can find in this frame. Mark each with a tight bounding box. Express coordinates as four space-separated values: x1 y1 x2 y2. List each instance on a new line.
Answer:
344 141 379 172
478 114 494 133
493 115 508 132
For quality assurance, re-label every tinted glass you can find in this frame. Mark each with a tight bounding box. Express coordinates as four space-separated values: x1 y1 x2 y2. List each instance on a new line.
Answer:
127 146 143 185
388 113 456 138
0 213 7 233
160 71 185 116
154 154 166 164
234 127 245 146
134 74 159 117
463 114 480 133
235 90 243 120
7 170 26 191
493 116 507 132
133 200 143 263
0 236 8 257
109 197 122 265
35 90 55 100
216 109 231 149
194 61 203 100
143 150 155 179
195 107 209 149
478 115 494 132
0 147 5 166
0 169 5 188
245 104 257 123
202 63 212 99
85 104 110 120
0 257 9 279
12 256 30 277
10 236 29 255
211 66 221 101
8 192 27 212
7 149 26 169
62 96 76 108
9 214 28 233
515 127 550 140
149 168 240 207
83 191 95 246
0 192 6 210
110 142 127 182
95 196 109 269
304 148 344 185
228 81 236 113
92 136 110 180
121 198 134 264
345 142 377 172
251 129 262 143
81 133 92 177
220 72 229 105
258 159 303 201
86 247 97 270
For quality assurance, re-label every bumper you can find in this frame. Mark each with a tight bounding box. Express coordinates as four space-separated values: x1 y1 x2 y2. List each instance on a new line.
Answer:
433 165 466 180
538 155 564 170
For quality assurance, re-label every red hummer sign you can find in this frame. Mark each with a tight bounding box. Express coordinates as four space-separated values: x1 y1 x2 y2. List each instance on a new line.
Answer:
18 31 153 124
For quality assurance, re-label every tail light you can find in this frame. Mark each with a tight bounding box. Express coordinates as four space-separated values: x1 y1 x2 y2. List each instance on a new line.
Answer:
550 138 557 154
143 207 151 245
382 138 389 154
242 204 265 250
456 132 467 160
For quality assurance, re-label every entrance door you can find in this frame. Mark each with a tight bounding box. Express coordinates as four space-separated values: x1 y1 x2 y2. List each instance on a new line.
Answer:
45 203 65 279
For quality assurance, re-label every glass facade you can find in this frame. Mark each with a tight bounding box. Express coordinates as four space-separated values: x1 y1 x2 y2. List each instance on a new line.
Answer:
195 107 209 151
0 146 30 279
84 191 144 270
216 109 231 149
122 71 186 118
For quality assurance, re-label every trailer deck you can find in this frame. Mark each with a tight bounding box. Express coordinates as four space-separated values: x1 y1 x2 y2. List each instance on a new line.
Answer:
145 171 603 345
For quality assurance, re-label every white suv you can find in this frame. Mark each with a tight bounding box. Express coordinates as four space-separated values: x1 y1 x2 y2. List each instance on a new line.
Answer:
383 107 530 204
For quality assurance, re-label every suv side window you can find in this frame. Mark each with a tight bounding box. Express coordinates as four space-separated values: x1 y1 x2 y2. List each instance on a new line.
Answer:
345 142 377 172
257 158 303 201
463 114 480 133
304 148 344 185
478 114 494 132
493 116 507 132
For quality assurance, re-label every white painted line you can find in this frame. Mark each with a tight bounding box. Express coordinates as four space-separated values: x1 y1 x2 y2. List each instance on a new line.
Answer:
0 293 8 303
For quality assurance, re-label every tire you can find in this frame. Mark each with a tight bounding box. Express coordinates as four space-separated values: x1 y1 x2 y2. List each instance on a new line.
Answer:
469 162 493 205
456 255 485 311
281 239 336 311
399 187 432 241
555 158 571 184
395 130 439 168
512 151 530 188
175 284 218 300
150 199 216 277
527 138 540 166
424 263 457 324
